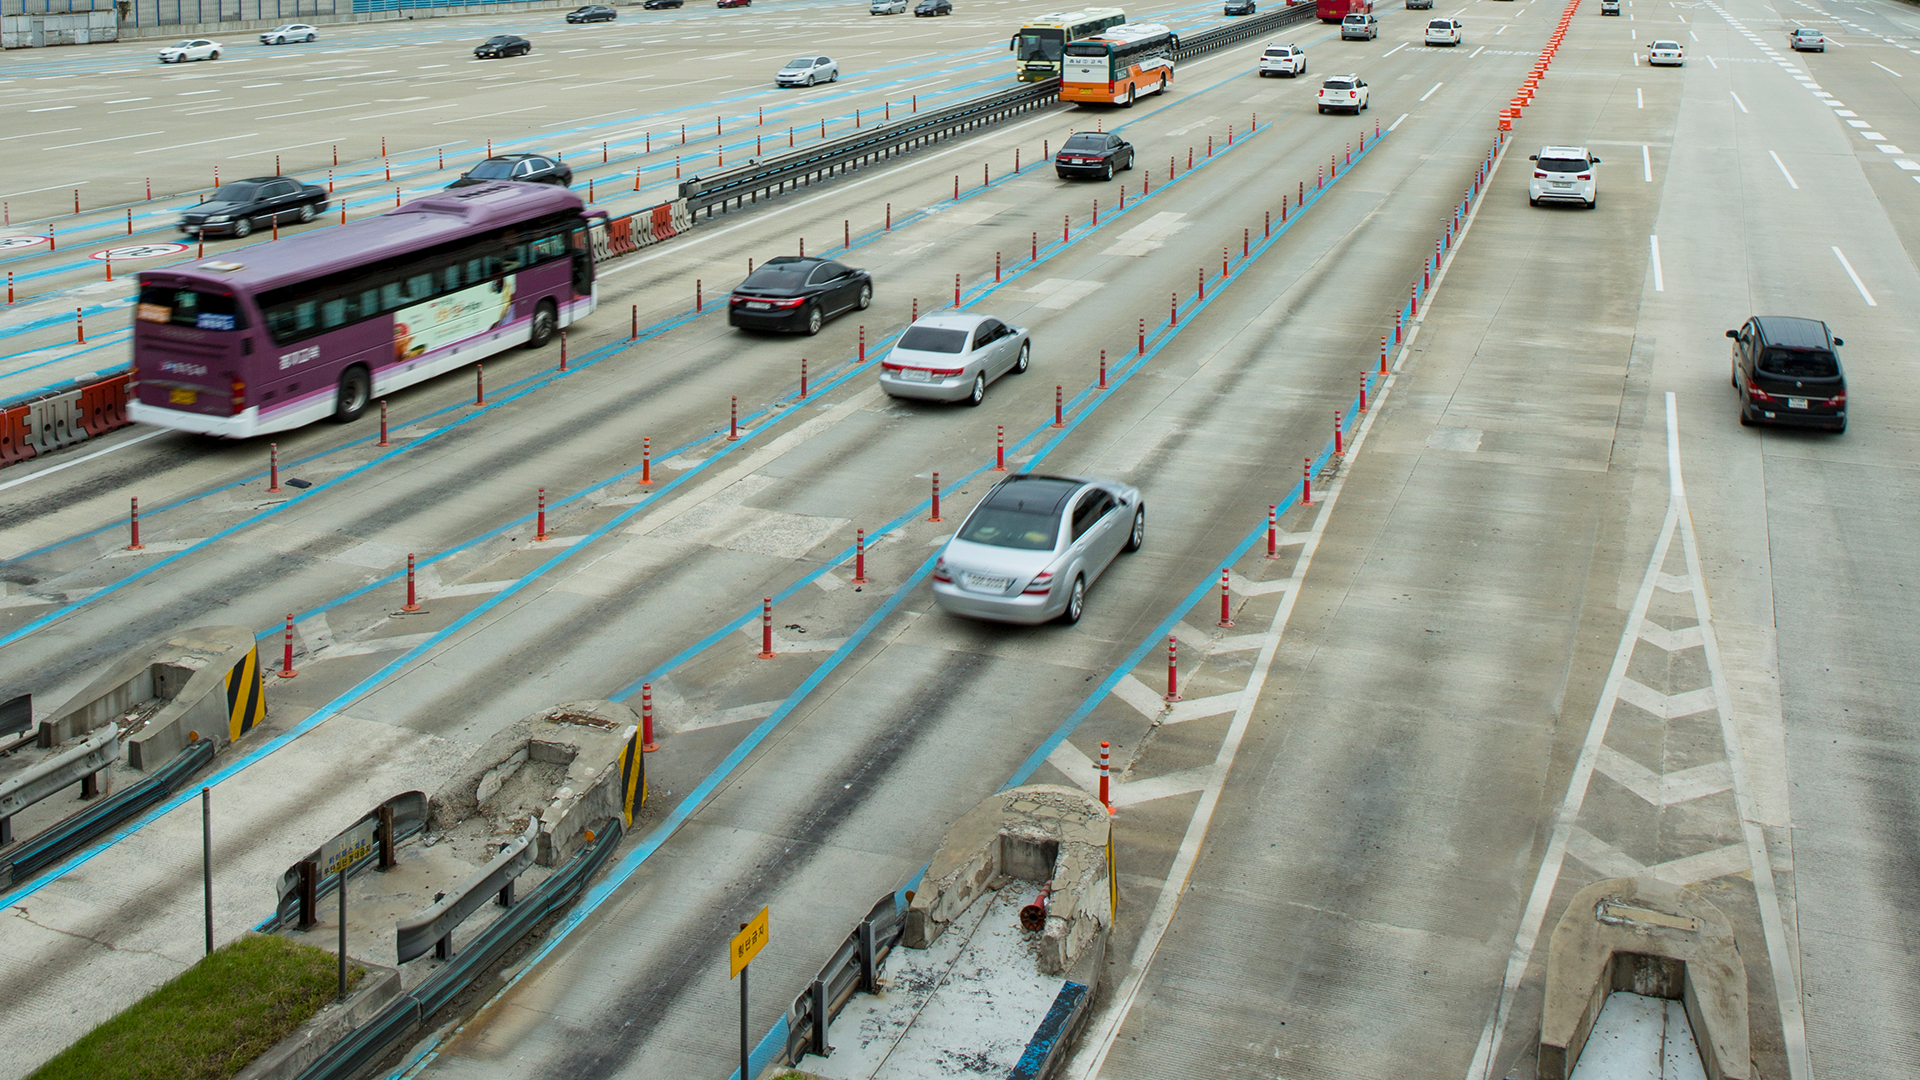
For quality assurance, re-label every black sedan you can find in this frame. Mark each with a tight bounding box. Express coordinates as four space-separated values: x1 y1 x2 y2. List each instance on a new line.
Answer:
1055 132 1134 180
643 0 683 7
729 256 872 335
475 34 531 58
1225 0 1255 13
447 153 572 188
914 0 952 15
566 4 616 20
178 176 328 239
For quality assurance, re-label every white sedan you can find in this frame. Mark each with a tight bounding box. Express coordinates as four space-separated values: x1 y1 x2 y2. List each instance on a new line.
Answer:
1648 40 1684 65
260 24 318 44
158 38 222 62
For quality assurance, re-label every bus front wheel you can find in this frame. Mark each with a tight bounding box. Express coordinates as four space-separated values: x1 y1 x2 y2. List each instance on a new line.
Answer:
528 300 558 348
333 365 370 423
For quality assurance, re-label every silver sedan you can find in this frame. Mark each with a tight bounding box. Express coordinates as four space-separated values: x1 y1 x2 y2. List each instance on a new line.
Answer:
879 313 1030 406
933 474 1144 625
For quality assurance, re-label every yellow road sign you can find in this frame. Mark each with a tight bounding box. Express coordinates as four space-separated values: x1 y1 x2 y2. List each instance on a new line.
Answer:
730 907 769 978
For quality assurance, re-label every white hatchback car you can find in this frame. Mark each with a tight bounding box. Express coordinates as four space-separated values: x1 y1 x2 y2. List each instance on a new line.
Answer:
158 38 222 62
1317 75 1369 114
1259 42 1307 76
260 23 317 44
1528 146 1600 208
1425 18 1462 45
776 55 839 86
1648 40 1684 65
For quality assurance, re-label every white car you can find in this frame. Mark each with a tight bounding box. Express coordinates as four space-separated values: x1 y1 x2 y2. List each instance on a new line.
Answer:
1648 40 1684 65
1258 42 1306 77
1340 13 1378 39
776 55 839 86
158 38 221 62
1789 27 1824 51
870 0 906 12
1317 74 1369 114
1528 145 1599 208
259 23 317 44
1425 18 1462 45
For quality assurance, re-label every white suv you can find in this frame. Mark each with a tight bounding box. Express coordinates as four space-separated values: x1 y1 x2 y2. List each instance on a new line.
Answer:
1425 18 1462 45
1528 146 1600 208
1259 42 1307 77
1317 75 1369 114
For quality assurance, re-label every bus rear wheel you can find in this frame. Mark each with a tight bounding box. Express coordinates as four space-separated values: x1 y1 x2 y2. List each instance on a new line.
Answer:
333 365 370 423
528 300 558 348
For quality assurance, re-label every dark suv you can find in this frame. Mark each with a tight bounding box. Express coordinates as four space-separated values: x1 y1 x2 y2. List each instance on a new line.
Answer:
1055 132 1134 180
447 154 572 189
1727 316 1847 432
729 256 873 335
177 176 328 238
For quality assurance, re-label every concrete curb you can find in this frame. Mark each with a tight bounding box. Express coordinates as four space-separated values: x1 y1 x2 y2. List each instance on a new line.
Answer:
38 623 263 769
232 956 401 1080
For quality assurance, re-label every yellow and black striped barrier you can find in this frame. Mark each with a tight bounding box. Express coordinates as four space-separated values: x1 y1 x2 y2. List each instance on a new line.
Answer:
225 644 265 743
619 726 647 826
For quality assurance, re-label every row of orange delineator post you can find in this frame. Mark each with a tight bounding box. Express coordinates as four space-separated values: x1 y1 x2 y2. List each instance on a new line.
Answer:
1501 0 1583 131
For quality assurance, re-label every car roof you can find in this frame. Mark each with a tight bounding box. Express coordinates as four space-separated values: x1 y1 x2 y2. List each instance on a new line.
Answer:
483 153 548 163
1324 74 1359 80
983 474 1088 515
1752 316 1832 349
761 255 828 269
907 312 992 331
1539 145 1590 156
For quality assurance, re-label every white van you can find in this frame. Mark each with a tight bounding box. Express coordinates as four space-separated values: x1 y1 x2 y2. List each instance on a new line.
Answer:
1425 18 1462 44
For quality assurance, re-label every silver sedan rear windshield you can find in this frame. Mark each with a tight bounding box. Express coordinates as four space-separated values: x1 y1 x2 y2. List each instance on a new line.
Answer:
898 326 968 353
958 508 1059 550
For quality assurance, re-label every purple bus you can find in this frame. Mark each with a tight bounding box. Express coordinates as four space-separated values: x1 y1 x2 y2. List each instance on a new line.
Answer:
129 182 600 437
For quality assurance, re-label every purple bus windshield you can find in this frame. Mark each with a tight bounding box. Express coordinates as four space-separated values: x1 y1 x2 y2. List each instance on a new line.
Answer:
131 183 595 438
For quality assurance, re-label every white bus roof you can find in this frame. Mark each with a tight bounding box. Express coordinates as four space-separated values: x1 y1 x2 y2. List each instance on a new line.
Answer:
1085 21 1173 44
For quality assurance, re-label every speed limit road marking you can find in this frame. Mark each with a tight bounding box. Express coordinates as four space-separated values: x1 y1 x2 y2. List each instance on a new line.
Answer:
88 243 189 261
0 236 51 250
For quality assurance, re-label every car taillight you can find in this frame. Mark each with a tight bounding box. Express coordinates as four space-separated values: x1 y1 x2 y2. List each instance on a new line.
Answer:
933 558 952 583
230 377 246 414
1827 393 1846 406
1577 174 1592 180
929 367 963 377
769 297 806 308
882 362 904 373
1023 571 1054 595
1747 384 1775 403
1534 171 1548 178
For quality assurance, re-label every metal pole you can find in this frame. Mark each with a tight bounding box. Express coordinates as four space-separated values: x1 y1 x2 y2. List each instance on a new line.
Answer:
740 936 751 1080
337 867 348 1000
202 787 213 956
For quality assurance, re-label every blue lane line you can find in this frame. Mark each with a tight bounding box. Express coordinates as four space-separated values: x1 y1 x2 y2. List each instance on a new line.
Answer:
388 119 1398 1080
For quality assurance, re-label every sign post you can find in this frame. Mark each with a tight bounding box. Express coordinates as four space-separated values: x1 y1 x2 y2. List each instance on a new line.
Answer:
324 828 375 1000
730 907 769 1080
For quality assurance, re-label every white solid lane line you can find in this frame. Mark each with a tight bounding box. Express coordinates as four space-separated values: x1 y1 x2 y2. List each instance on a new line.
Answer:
1870 59 1902 75
1421 81 1443 100
1730 90 1749 112
1831 246 1876 305
1383 42 1408 56
1769 149 1798 189
1650 234 1664 291
0 430 166 494
1642 144 1652 181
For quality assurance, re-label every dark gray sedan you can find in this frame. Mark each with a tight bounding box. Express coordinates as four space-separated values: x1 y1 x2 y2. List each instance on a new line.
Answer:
177 176 327 238
933 474 1145 625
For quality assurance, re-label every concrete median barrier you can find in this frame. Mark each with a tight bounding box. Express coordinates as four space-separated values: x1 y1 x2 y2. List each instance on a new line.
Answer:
37 624 265 770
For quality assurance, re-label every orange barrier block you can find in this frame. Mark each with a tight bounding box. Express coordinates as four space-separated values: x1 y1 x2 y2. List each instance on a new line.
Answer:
0 405 35 467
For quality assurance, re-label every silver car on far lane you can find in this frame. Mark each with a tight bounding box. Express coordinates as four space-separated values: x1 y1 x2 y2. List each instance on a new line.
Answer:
933 474 1145 625
878 313 1030 406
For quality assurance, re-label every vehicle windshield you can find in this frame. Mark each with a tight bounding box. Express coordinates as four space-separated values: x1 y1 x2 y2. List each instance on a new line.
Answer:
783 57 814 68
172 39 196 47
484 35 514 44
1652 41 1679 48
1343 14 1364 21
204 182 262 205
466 160 517 179
1015 29 1064 62
898 326 969 353
958 507 1059 550
1430 20 1451 27
1538 157 1588 172
137 285 245 330
1063 134 1106 150
1759 349 1839 379
1324 79 1355 89
741 265 811 290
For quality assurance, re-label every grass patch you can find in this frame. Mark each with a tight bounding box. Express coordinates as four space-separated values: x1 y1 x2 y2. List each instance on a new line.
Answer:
28 934 361 1080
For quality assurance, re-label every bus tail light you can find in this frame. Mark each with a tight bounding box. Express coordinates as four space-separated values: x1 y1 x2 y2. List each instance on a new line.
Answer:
230 377 246 414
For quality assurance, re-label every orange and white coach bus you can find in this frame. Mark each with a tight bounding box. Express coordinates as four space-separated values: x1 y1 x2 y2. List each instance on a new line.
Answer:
1059 22 1178 106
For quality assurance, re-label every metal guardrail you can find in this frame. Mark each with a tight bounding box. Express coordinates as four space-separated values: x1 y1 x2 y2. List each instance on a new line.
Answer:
677 80 1062 219
783 888 910 1065
261 791 427 933
1173 3 1319 60
0 726 117 844
395 818 537 963
1 739 213 889
291 817 624 1080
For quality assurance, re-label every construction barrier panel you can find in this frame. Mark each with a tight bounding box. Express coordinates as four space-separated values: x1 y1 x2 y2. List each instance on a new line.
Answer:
0 405 35 467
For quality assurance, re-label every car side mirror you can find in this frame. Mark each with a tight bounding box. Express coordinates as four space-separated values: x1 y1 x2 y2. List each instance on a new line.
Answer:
1725 330 1739 339
1590 157 1600 164
1529 155 1538 161
1832 337 1844 347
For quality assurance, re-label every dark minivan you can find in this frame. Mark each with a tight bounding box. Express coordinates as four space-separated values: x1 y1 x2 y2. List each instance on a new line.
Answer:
1727 316 1846 432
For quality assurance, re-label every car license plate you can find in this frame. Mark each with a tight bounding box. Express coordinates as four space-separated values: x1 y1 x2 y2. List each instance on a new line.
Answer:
1553 182 1571 188
169 388 197 405
747 301 771 310
963 573 1013 591
1788 397 1808 409
898 368 930 382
